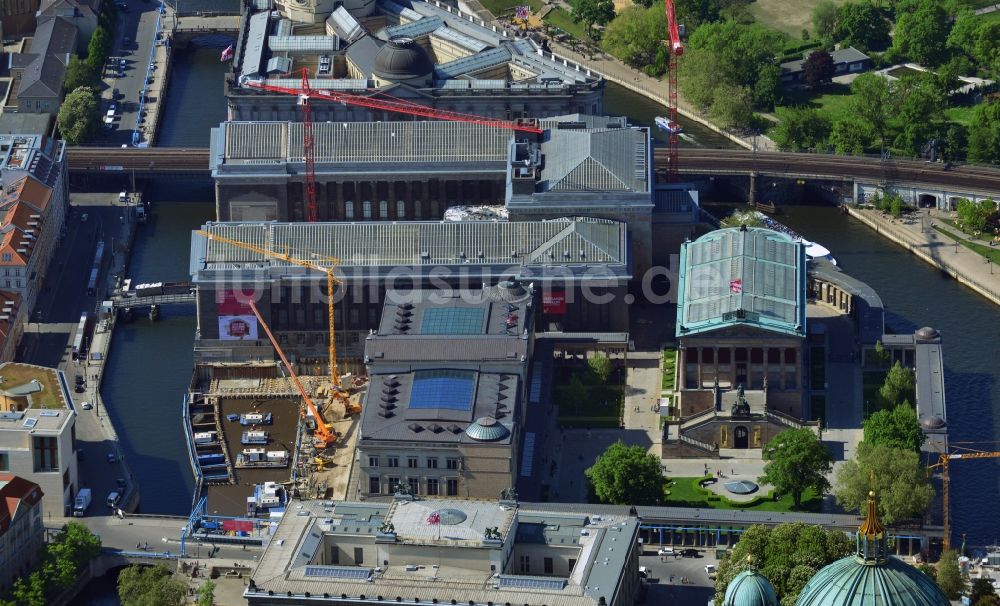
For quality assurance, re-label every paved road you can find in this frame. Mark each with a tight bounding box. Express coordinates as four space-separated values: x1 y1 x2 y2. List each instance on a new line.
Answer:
18 194 134 519
94 0 164 147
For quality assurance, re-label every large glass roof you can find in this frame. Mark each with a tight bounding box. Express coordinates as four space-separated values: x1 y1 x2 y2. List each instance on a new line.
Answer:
409 370 475 411
421 307 484 334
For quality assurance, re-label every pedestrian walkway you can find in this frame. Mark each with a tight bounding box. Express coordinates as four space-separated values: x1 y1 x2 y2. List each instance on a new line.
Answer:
848 207 1000 306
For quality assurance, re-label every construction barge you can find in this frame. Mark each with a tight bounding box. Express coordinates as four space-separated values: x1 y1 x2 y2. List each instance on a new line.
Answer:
182 362 366 519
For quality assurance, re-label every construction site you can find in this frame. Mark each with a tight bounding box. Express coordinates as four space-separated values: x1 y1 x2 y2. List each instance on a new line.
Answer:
184 363 366 518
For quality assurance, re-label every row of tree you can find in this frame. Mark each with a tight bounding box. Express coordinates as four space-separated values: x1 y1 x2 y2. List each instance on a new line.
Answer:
118 565 215 606
772 71 1000 164
0 522 101 606
57 0 119 145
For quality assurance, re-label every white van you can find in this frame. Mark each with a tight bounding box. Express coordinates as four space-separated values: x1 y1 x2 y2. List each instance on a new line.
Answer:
106 491 121 508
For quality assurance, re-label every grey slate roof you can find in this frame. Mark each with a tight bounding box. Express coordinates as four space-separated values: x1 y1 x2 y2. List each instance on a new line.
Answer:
344 34 382 77
16 17 77 99
221 120 511 164
240 11 270 79
326 6 364 45
359 370 518 443
780 46 870 74
194 217 628 275
540 127 649 193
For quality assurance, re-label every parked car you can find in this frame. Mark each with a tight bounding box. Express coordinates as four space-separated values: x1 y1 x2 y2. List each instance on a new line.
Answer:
106 452 117 463
657 547 675 556
705 564 717 578
106 491 121 508
81 401 93 410
75 384 86 393
680 548 699 558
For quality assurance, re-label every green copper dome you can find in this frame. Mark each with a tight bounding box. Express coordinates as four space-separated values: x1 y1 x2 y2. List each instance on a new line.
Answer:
724 570 778 606
794 554 949 606
795 485 948 606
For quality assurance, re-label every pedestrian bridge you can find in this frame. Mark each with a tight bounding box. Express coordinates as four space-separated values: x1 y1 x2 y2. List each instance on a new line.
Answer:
113 293 195 309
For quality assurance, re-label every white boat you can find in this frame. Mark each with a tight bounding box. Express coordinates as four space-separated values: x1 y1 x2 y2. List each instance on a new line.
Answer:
800 240 837 266
655 116 683 134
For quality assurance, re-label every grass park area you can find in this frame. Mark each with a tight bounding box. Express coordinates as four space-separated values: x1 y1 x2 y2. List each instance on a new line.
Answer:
555 366 624 428
748 0 848 37
933 225 1000 265
663 476 823 512
662 348 677 391
945 106 977 127
477 0 542 18
778 84 856 123
543 7 593 42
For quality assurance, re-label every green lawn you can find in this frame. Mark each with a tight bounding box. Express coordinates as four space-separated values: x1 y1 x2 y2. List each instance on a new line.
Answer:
663 476 822 512
662 348 677 391
933 225 1000 265
955 0 1000 8
543 7 593 42
555 367 624 428
478 0 542 17
945 106 977 127
778 84 856 123
748 0 848 37
974 8 1000 23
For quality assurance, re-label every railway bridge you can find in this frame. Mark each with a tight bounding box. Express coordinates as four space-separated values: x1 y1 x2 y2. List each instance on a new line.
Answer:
65 147 1000 208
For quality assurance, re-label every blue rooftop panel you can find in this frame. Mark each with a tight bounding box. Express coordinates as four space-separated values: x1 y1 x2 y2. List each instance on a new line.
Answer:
421 307 484 334
409 370 476 411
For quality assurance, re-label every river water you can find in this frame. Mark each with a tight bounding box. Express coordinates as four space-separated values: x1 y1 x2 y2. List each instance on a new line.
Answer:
100 55 999 545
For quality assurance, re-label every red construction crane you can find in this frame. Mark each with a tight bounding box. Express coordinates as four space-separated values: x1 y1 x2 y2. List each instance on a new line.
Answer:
245 70 543 221
664 0 684 181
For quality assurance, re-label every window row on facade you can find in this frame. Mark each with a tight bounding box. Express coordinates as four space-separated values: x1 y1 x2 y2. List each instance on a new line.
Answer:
368 475 460 496
366 455 460 470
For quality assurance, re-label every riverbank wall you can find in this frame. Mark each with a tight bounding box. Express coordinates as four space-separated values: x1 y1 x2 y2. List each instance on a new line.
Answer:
846 206 1000 307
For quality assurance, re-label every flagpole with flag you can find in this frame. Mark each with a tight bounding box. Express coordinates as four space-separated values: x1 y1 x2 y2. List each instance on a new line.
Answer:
427 511 441 540
221 44 234 62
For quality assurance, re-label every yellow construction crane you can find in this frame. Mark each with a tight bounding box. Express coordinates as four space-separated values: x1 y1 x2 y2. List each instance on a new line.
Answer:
928 446 1000 551
195 229 345 397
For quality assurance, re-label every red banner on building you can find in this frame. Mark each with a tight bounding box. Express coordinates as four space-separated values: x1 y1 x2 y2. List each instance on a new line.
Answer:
222 519 254 533
542 290 566 314
217 290 253 315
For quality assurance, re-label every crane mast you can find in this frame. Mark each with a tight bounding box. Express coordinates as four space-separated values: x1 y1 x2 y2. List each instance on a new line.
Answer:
928 448 1000 552
664 0 684 181
299 70 318 222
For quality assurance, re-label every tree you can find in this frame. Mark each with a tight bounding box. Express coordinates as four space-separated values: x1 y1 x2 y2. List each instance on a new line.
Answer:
87 27 112 70
971 578 996 606
872 340 890 366
588 354 614 383
585 441 666 505
118 565 187 606
197 580 217 606
675 0 721 28
709 83 754 129
889 194 904 218
812 0 839 40
892 75 947 157
833 443 934 523
758 428 832 508
849 73 894 150
601 7 669 75
679 48 724 108
935 550 963 599
772 108 832 151
10 572 47 606
879 361 915 409
834 2 890 52
968 101 1000 165
687 21 784 108
63 55 97 93
863 402 925 451
57 87 100 145
831 115 873 154
569 0 616 34
803 50 835 86
891 0 949 66
713 522 853 606
955 198 993 233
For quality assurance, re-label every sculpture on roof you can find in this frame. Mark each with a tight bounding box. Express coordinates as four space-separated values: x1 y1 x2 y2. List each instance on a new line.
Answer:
484 526 502 541
500 487 518 502
379 521 395 535
394 482 412 497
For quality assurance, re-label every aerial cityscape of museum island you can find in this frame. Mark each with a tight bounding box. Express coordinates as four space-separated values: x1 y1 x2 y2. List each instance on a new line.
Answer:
0 0 998 601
